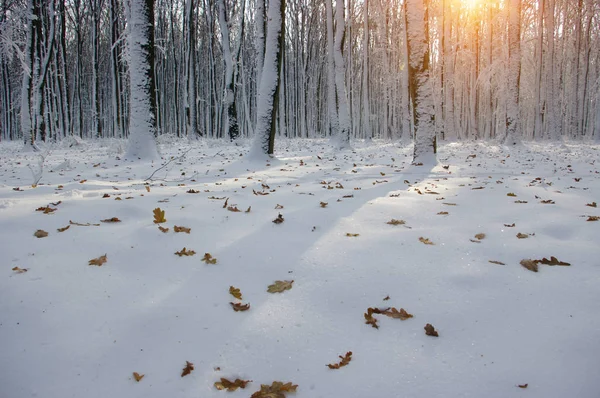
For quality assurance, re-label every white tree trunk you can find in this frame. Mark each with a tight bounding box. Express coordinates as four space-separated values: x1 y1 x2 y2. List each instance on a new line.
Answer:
125 0 159 160
332 0 350 148
504 0 521 145
325 0 338 139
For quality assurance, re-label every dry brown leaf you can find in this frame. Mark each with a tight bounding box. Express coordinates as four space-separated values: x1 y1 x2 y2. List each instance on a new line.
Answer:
587 216 599 221
488 260 505 265
230 302 250 312
158 226 169 233
516 233 529 239
34 229 48 238
133 372 144 382
57 225 70 232
507 192 517 197
153 207 166 223
267 280 294 293
364 308 379 329
443 202 457 206
245 206 252 213
174 225 191 234
437 211 449 215
539 256 570 266
102 193 110 198
227 206 241 212
586 202 597 208
70 220 100 227
273 213 284 224
101 217 121 223
327 351 352 369
175 248 196 257
474 233 486 240
214 378 252 391
115 197 122 201
424 323 439 337
12 266 28 274
36 206 56 214
202 253 217 264
504 223 516 227
275 204 284 209
419 237 434 245
540 199 555 204
518 384 528 389
386 219 406 225
187 189 199 194
250 381 298 398
320 201 328 208
229 286 242 300
346 233 360 237
89 254 107 266
181 361 194 377
520 259 538 272
381 307 413 320
145 186 151 193
514 200 528 204
383 295 390 301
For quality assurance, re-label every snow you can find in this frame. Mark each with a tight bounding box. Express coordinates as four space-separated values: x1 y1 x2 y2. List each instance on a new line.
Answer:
1 138 599 398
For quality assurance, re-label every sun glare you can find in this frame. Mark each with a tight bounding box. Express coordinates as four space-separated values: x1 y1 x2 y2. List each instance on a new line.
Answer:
462 0 478 8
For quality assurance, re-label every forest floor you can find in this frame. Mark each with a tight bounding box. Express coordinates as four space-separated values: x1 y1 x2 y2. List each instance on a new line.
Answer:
0 137 599 398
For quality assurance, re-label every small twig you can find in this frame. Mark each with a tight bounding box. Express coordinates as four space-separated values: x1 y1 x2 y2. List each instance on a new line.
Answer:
145 148 193 181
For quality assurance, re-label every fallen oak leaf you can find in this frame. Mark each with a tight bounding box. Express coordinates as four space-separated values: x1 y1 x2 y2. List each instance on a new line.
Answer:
245 206 251 213
488 260 506 265
516 232 531 239
518 384 528 389
227 206 241 212
186 189 199 194
153 207 166 223
381 307 413 320
327 351 352 369
250 381 298 398
181 361 194 377
89 254 107 266
230 302 250 312
520 259 539 272
12 266 28 274
437 211 449 215
174 225 191 233
586 202 597 208
474 233 486 240
364 308 380 329
175 248 196 257
267 280 294 293
214 378 252 391
101 217 121 223
132 372 144 382
504 223 516 227
69 220 100 226
273 213 284 224
586 216 599 221
36 206 56 214
386 219 405 225
57 225 70 232
346 233 360 237
424 323 439 337
34 229 48 238
539 256 570 266
419 237 434 245
229 286 242 299
320 201 328 208
202 253 217 264
275 204 284 209
158 226 169 233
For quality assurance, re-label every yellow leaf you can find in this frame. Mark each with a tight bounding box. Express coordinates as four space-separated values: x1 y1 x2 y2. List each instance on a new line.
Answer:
158 226 169 233
250 381 298 398
153 207 166 223
145 186 150 193
520 259 538 272
202 253 217 264
346 233 359 237
175 248 196 257
320 201 328 208
174 225 191 233
267 280 294 293
89 254 107 266
133 372 144 382
229 286 242 300
214 378 252 391
474 233 486 240
386 219 405 225
419 237 434 245
12 266 28 274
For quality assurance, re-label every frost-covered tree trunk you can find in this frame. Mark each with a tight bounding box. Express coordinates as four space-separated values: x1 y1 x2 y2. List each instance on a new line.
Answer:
255 0 265 92
20 0 35 149
125 0 159 160
250 0 283 156
504 0 521 145
217 0 239 141
325 0 338 139
361 0 370 139
406 0 436 165
331 0 350 148
184 0 198 138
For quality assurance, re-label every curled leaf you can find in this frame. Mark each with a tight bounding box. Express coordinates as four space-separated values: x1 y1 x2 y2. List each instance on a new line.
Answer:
273 213 284 224
89 254 107 266
381 307 413 320
516 233 529 239
101 217 121 223
181 361 194 377
327 351 352 369
250 381 298 398
474 233 486 240
12 266 28 274
230 302 250 312
34 229 48 238
175 248 196 257
202 253 217 264
386 219 405 225
419 237 434 245
229 286 242 300
57 225 70 232
320 201 328 208
520 259 538 272
158 226 169 233
132 372 144 382
488 260 505 265
346 233 359 237
424 323 439 337
174 225 191 234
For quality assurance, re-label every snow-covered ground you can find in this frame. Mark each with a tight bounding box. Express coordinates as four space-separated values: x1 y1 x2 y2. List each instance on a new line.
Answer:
1 138 599 398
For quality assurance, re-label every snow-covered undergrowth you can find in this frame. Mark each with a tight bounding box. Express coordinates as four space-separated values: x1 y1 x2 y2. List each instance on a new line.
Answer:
1 139 598 398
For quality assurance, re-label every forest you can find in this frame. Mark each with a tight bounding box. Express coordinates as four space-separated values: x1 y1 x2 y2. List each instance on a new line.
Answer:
1 0 599 147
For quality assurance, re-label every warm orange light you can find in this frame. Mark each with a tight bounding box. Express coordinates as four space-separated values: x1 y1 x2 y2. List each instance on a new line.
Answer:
462 0 479 8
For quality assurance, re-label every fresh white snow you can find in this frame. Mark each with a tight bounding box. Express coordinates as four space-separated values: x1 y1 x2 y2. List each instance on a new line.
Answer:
1 138 599 398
